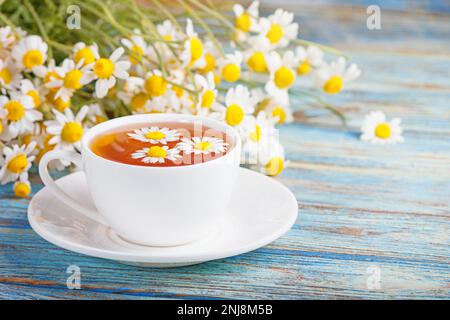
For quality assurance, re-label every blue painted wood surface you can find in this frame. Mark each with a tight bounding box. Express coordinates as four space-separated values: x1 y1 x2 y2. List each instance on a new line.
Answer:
0 1 449 299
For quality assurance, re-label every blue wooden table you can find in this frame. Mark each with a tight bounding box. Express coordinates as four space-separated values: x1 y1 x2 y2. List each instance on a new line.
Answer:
1 1 449 299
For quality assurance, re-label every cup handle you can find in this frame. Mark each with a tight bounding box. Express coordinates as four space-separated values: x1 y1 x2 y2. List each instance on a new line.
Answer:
38 150 108 226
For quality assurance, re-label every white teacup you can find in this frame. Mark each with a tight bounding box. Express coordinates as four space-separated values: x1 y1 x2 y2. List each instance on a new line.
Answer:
39 114 241 246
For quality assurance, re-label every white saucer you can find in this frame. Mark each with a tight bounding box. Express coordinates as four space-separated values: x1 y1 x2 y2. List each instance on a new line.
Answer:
28 168 298 267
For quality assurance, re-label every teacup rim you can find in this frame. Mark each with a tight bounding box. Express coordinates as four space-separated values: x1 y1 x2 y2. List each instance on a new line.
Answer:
82 113 241 170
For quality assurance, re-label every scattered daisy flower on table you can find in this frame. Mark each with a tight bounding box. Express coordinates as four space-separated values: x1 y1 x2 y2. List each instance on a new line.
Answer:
46 58 94 102
13 175 31 198
258 138 286 176
211 85 256 128
132 145 181 164
72 42 99 67
128 126 180 144
0 141 36 184
259 9 298 48
0 94 42 139
218 51 243 83
233 0 260 42
295 45 324 76
177 136 228 155
44 105 89 151
316 57 361 94
11 35 47 72
90 47 131 98
0 58 22 92
360 111 404 144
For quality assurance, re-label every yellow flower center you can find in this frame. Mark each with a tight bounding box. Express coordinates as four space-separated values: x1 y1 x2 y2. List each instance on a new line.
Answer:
145 131 166 140
0 121 3 134
14 181 31 198
297 61 312 75
274 66 295 89
323 75 343 94
0 67 12 84
235 13 251 32
222 64 240 82
7 154 28 173
130 45 144 65
375 123 391 139
74 47 95 66
93 58 114 79
201 90 215 108
130 92 148 110
249 125 262 142
199 53 216 73
194 141 212 151
145 75 167 97
272 106 286 125
265 157 284 176
22 49 44 69
266 23 283 44
5 100 25 121
44 71 60 84
54 97 70 112
190 37 203 62
163 35 172 42
147 146 167 158
247 51 267 73
61 122 83 143
225 104 244 126
27 90 40 107
172 86 184 98
64 69 83 90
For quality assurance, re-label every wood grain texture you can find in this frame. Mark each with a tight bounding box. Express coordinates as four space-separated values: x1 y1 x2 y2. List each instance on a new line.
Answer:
0 1 449 299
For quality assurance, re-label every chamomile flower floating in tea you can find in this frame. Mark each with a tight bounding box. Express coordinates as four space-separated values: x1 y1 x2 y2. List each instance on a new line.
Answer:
316 57 361 94
0 94 42 139
44 106 89 151
128 126 180 144
0 141 36 184
132 145 181 164
11 35 47 72
177 136 228 155
360 111 404 144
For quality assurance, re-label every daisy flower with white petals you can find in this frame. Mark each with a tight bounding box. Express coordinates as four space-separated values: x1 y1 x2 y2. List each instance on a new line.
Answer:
13 174 31 198
244 36 271 73
128 126 180 144
46 58 94 102
315 57 361 94
265 51 297 105
132 146 181 164
264 97 293 125
0 141 36 184
211 85 256 128
195 73 218 116
360 111 404 145
19 79 41 108
86 103 107 127
182 19 206 68
72 42 99 67
0 58 22 92
177 136 228 155
0 94 42 139
259 9 298 49
11 35 48 72
233 1 260 42
258 138 285 176
144 69 168 98
90 47 131 98
218 51 243 83
33 58 59 85
157 20 183 42
295 45 324 76
121 29 149 65
44 106 89 151
0 26 15 49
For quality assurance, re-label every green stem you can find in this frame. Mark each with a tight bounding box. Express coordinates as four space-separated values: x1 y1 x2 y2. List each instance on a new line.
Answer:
22 0 53 59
